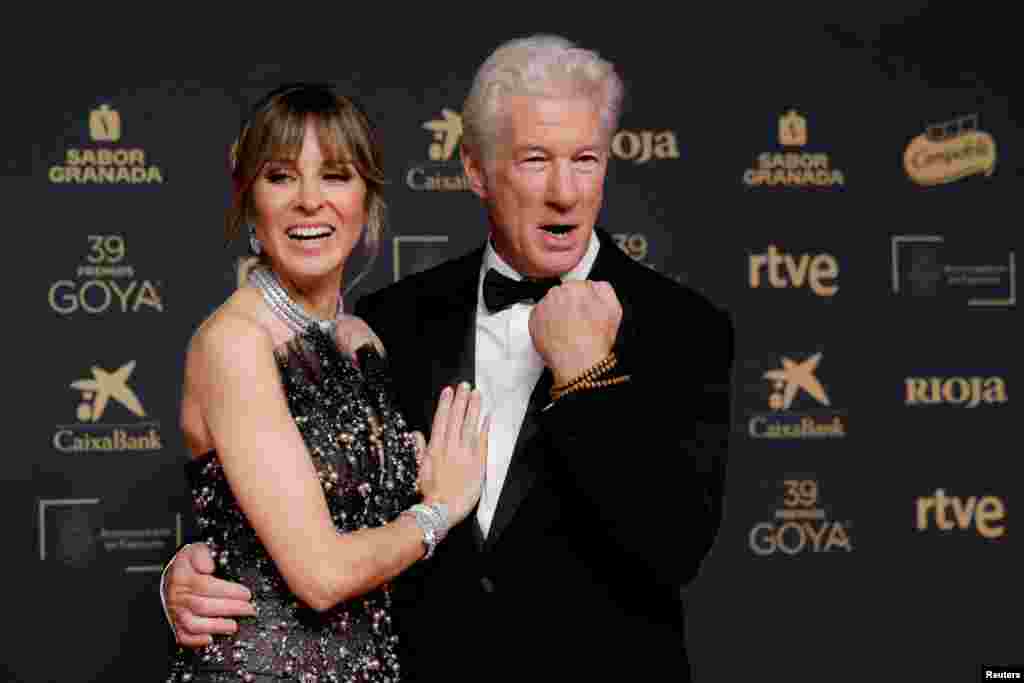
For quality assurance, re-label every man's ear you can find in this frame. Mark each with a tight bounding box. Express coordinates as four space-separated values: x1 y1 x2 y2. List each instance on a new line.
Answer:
460 144 488 199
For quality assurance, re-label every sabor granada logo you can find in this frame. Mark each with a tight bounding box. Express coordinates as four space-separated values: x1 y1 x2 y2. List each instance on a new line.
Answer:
905 376 1008 408
750 479 852 555
916 489 1006 539
49 103 164 184
904 114 996 186
744 352 847 439
743 110 845 188
54 361 162 454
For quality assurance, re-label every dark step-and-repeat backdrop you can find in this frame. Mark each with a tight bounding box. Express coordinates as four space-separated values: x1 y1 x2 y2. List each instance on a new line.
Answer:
7 10 1018 683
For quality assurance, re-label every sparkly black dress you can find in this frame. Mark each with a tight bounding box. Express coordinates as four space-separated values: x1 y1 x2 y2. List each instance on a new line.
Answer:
167 327 420 683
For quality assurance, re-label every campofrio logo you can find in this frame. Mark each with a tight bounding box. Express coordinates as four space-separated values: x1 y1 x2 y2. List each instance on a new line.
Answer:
904 114 996 186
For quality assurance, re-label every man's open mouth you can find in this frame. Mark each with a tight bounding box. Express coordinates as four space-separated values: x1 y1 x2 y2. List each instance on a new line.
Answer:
539 224 575 235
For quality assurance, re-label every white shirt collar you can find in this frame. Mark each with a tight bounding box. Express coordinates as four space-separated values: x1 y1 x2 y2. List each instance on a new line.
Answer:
478 229 601 311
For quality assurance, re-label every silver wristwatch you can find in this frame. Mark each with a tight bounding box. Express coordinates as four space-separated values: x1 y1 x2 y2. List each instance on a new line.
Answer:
402 502 449 560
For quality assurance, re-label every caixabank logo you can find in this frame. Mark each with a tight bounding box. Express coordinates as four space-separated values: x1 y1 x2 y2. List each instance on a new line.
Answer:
743 110 846 188
904 114 996 186
741 352 847 439
48 234 164 315
407 108 471 192
915 489 1006 539
53 360 162 454
750 478 853 556
48 103 165 185
892 235 1015 308
407 108 680 191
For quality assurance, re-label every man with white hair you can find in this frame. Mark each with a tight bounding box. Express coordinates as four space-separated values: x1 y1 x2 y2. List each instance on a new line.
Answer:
165 34 733 681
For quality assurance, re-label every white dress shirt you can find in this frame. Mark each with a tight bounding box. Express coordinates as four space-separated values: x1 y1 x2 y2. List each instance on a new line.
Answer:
474 230 601 538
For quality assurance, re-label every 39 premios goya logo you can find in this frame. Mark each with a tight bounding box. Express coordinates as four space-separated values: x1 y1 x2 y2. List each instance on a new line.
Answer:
407 108 680 191
53 360 162 454
741 352 847 439
743 110 845 188
49 103 164 185
48 234 163 315
750 479 852 556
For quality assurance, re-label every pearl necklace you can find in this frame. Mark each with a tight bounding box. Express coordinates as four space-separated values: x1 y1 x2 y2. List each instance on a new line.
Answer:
248 266 342 338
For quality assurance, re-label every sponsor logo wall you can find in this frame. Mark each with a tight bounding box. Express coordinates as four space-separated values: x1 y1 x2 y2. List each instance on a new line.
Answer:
19 31 1019 683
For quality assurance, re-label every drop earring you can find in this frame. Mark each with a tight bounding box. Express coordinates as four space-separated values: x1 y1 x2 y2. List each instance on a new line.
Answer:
248 223 262 255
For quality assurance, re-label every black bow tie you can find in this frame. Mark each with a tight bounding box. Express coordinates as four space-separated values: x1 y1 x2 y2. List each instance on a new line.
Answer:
483 268 561 313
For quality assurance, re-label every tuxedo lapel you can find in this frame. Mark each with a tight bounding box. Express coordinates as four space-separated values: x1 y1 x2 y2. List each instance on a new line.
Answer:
420 248 483 403
585 228 635 353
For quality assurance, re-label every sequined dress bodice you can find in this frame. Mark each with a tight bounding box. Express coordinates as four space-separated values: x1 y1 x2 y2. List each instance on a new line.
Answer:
168 328 420 683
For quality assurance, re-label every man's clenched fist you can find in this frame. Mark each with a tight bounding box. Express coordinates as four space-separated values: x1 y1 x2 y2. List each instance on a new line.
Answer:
529 280 622 386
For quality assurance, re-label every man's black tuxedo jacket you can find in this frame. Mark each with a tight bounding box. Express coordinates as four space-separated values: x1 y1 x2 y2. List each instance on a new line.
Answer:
355 229 733 682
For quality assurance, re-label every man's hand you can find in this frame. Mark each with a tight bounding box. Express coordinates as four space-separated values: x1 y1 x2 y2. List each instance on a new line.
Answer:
334 315 386 358
529 280 622 386
165 543 256 648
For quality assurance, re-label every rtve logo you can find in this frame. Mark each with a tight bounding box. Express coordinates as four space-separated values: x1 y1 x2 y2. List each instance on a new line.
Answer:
749 245 839 297
915 489 1006 539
